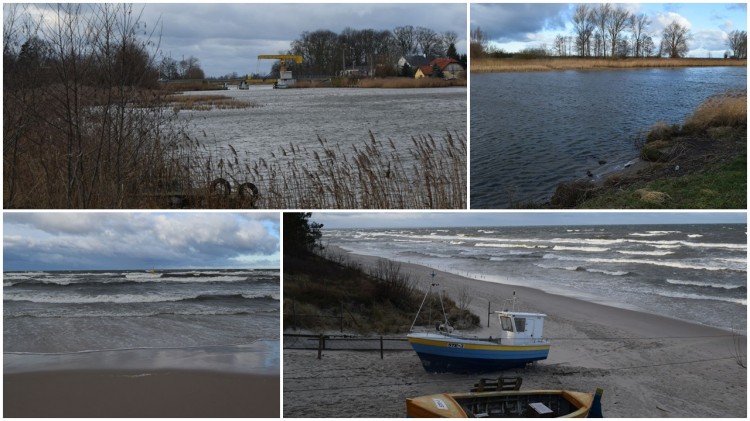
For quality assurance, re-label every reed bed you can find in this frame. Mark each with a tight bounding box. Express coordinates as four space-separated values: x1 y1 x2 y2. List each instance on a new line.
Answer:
472 57 747 73
165 94 257 111
292 77 466 89
357 78 466 88
683 90 747 132
190 130 467 209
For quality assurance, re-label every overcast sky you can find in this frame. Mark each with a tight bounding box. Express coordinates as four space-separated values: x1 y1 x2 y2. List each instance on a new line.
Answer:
4 213 280 271
471 3 747 58
310 212 747 229
79 3 466 77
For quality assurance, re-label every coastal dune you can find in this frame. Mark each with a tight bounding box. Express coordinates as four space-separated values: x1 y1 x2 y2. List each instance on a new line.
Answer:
283 247 746 417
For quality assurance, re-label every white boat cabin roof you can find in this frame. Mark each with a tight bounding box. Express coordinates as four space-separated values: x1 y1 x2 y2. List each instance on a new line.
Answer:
494 311 547 318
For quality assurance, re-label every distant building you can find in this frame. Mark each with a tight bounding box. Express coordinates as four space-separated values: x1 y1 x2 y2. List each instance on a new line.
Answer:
397 55 434 76
413 58 465 80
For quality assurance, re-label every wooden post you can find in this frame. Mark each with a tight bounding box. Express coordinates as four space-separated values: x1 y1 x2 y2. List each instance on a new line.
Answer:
317 334 324 359
487 301 491 327
380 336 384 360
292 300 297 331
340 302 344 333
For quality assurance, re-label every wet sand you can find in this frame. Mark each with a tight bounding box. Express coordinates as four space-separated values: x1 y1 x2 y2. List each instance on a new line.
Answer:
4 370 280 417
283 247 746 417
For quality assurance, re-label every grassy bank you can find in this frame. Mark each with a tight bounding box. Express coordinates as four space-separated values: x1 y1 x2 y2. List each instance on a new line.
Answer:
472 57 747 73
284 249 479 334
550 90 747 209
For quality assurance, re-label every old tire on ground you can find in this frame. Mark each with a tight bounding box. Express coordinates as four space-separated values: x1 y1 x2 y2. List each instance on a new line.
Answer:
238 182 259 206
210 178 232 197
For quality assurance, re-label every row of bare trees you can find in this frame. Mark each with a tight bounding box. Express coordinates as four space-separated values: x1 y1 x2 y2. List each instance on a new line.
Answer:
564 4 690 58
287 26 462 77
473 4 747 60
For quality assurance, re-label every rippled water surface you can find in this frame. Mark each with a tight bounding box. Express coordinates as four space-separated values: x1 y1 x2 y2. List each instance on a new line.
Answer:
471 67 746 208
182 86 466 165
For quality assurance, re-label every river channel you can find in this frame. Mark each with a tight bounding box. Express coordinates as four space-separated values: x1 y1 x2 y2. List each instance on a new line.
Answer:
470 66 746 208
181 86 466 167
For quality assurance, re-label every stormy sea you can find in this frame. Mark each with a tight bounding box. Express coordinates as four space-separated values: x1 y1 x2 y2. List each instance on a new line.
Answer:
326 224 746 333
4 269 279 374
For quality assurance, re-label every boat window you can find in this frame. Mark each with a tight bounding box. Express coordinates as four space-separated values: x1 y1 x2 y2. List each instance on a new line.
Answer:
514 318 526 332
500 316 514 331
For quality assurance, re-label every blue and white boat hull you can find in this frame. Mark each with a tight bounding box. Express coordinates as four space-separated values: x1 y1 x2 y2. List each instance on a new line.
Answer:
407 332 550 373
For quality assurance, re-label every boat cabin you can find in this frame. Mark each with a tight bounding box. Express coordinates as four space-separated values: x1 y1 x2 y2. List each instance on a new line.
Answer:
494 311 547 345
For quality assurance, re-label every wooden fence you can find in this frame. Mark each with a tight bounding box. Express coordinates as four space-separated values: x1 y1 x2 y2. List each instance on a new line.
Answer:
283 333 412 359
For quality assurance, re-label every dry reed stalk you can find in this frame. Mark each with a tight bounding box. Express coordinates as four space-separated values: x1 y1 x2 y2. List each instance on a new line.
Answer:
683 90 747 131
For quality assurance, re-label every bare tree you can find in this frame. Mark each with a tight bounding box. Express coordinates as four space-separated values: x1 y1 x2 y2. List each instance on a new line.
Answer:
392 25 416 56
607 5 631 58
727 30 747 59
661 20 690 58
592 3 612 57
572 4 594 57
415 26 441 57
470 26 487 58
630 12 651 58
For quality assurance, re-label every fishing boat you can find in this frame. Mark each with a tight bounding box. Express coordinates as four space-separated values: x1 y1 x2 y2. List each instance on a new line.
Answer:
406 387 604 418
406 283 550 373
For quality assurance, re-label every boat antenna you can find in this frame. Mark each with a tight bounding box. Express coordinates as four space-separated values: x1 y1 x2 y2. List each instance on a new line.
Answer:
438 288 450 327
409 281 436 332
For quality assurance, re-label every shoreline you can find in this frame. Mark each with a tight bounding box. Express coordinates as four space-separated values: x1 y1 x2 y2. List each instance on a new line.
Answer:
5 369 280 417
286 246 747 417
4 341 280 375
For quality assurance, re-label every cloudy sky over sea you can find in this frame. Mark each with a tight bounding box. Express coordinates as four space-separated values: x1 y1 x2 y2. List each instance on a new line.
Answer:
471 3 747 58
8 3 467 77
3 213 280 271
311 212 747 229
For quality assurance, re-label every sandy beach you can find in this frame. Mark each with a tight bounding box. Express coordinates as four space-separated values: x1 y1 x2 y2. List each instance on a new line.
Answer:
4 369 279 417
283 247 746 417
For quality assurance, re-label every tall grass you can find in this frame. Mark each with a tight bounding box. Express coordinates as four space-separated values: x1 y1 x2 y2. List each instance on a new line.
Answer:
191 130 467 209
683 90 747 132
291 77 466 89
472 57 748 73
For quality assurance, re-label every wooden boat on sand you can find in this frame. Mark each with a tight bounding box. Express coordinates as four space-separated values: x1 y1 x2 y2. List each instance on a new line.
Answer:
407 285 550 373
406 387 604 418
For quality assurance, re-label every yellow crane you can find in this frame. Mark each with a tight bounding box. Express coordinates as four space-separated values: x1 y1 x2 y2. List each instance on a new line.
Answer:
244 55 303 89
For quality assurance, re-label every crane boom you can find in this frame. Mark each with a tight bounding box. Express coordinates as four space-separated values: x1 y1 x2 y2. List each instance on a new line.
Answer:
257 54 303 64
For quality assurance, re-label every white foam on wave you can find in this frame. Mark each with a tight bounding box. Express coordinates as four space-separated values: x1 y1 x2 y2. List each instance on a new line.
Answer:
125 272 163 280
547 254 745 272
652 290 746 306
666 279 744 290
628 231 681 237
476 243 548 249
617 250 674 256
687 234 703 238
553 245 609 252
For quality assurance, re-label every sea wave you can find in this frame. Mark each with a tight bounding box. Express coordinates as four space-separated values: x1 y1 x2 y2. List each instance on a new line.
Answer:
545 254 745 272
652 290 746 306
617 250 674 256
4 291 279 304
553 245 609 252
665 279 745 290
628 231 681 237
476 243 548 249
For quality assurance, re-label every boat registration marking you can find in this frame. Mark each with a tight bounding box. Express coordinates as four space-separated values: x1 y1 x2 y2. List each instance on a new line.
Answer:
447 343 464 348
432 398 449 410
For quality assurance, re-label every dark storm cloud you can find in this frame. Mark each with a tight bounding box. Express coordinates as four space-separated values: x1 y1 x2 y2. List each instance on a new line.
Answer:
470 4 568 43
4 213 280 270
